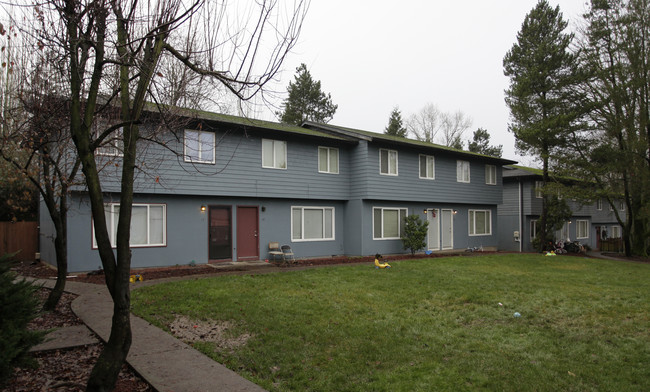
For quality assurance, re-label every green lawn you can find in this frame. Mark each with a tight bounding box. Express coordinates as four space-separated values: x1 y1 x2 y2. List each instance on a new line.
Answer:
131 254 650 391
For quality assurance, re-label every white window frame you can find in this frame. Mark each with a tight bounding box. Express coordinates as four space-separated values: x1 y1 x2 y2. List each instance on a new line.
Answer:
530 219 537 242
291 206 335 242
419 155 435 179
485 165 497 185
596 198 602 211
468 209 492 236
379 149 398 176
184 129 215 164
92 203 166 248
373 207 407 240
262 139 287 169
576 219 589 239
535 181 543 198
610 225 621 239
95 125 124 157
318 147 339 174
620 201 625 211
456 160 470 183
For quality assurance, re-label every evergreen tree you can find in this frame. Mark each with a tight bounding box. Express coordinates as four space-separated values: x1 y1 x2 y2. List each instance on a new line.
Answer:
503 0 577 251
468 128 503 157
384 107 408 137
278 63 338 125
401 215 429 255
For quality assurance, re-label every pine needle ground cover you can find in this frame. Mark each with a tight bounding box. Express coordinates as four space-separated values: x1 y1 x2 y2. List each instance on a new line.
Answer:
131 254 649 391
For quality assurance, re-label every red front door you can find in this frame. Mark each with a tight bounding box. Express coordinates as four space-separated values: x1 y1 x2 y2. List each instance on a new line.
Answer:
236 206 259 260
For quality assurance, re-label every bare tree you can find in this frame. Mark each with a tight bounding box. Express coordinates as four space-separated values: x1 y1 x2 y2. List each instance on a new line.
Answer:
9 0 309 390
407 103 472 147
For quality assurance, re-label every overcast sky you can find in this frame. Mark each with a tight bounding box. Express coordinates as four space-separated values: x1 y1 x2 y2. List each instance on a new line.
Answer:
257 0 589 165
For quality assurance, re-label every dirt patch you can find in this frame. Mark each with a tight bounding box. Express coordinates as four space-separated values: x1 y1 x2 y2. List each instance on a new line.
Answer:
169 316 252 351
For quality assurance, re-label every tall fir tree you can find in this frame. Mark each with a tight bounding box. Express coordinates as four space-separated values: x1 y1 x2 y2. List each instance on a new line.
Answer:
468 128 503 157
503 0 577 251
384 107 408 137
278 64 337 125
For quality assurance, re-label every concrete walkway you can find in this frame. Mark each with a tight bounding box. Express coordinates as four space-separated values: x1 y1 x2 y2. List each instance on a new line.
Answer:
34 261 273 392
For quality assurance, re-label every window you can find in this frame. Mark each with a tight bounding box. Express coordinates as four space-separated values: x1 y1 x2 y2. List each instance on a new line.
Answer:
291 207 335 241
610 225 621 239
262 139 287 169
620 201 625 211
379 149 398 175
419 155 435 179
95 126 123 156
456 160 470 183
485 165 497 185
535 181 543 198
184 129 215 164
577 220 589 239
373 207 407 239
93 203 166 248
596 198 602 210
469 210 492 236
318 147 339 174
530 219 538 242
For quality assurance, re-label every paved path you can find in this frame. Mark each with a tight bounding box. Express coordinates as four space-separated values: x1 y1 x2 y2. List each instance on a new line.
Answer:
34 261 272 392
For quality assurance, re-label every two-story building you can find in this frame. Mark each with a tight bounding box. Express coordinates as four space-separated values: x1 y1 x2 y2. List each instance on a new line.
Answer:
39 110 516 272
497 165 625 252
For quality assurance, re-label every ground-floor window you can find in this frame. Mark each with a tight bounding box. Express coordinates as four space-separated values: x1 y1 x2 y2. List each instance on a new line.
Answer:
610 225 621 239
93 203 166 248
291 207 335 241
530 219 537 242
576 219 589 239
468 210 492 236
373 207 407 239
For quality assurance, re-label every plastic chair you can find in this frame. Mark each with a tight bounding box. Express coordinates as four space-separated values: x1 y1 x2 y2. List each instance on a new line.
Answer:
281 245 295 263
268 242 284 262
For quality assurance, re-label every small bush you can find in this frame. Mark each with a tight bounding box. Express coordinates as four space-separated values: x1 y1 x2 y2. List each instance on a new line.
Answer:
0 253 45 387
402 214 429 255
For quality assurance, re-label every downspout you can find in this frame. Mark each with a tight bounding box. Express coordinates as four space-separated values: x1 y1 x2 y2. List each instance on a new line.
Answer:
519 179 523 253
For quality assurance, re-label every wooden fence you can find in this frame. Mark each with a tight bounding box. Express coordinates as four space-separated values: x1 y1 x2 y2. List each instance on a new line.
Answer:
600 238 624 253
0 221 38 261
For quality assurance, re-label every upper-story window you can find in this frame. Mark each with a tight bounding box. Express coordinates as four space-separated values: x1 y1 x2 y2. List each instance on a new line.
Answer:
535 181 544 198
596 198 602 210
262 139 287 169
95 125 124 157
318 147 339 174
380 149 398 176
419 155 435 179
184 129 215 164
456 160 470 183
620 201 625 211
485 165 497 185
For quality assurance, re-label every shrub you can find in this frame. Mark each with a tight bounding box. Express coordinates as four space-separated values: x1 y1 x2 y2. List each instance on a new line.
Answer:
0 253 45 386
401 214 429 255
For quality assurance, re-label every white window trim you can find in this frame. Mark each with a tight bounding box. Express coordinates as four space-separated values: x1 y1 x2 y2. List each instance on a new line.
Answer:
620 201 625 211
184 129 215 164
373 207 408 240
456 160 470 183
535 181 543 198
262 138 287 170
95 125 124 157
610 225 621 238
419 154 435 180
379 149 398 176
92 203 167 248
596 198 602 211
485 165 497 185
530 219 537 242
468 209 492 236
576 219 589 239
318 146 339 174
291 206 335 242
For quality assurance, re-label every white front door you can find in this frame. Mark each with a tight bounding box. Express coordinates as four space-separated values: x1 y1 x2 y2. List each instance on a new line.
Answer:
441 209 454 250
427 209 440 250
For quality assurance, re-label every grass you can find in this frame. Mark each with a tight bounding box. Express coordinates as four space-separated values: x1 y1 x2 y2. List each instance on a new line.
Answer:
131 254 650 391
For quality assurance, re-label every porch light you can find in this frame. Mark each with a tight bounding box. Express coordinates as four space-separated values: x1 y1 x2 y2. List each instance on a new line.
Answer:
200 205 206 212
453 210 458 215
423 209 427 214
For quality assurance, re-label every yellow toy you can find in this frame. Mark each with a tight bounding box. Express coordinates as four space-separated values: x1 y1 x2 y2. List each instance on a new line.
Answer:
374 253 391 269
129 274 144 283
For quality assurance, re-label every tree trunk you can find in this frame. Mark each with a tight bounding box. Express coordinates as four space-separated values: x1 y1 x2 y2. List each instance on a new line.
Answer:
43 226 67 311
538 153 550 252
